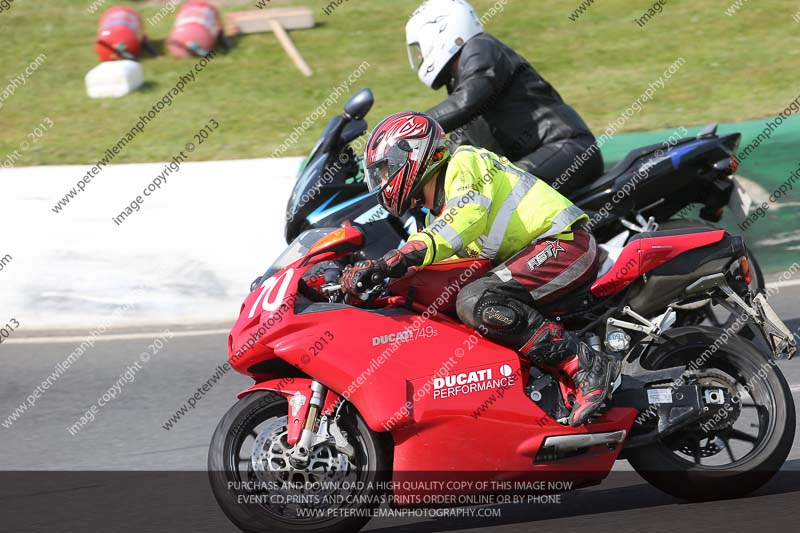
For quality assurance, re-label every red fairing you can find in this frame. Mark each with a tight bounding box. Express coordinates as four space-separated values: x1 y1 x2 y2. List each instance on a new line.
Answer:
229 230 637 486
591 230 726 297
388 258 492 315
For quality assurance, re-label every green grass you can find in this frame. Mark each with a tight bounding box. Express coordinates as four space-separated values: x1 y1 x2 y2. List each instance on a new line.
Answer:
1 0 800 165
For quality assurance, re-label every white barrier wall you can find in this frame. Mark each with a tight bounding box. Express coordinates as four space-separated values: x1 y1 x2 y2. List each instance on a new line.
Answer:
0 158 778 332
0 157 303 330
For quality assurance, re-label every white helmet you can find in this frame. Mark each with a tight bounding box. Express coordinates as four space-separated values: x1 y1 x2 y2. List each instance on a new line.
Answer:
406 0 483 89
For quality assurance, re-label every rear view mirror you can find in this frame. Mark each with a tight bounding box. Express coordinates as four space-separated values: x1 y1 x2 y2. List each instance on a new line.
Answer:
344 88 374 120
304 226 365 264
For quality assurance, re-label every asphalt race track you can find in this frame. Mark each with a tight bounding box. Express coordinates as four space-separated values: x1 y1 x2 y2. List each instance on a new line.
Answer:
1 286 799 532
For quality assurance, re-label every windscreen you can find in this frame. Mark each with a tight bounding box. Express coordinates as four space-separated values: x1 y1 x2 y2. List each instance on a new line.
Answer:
259 228 338 281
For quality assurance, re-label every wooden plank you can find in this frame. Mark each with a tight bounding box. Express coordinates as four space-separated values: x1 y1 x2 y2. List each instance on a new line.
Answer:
267 18 313 77
225 7 314 35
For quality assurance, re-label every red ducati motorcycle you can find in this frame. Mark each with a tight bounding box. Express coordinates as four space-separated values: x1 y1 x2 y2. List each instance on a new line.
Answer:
209 224 796 533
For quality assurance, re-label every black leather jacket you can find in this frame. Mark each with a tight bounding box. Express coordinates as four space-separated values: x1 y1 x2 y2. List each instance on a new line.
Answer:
426 33 595 160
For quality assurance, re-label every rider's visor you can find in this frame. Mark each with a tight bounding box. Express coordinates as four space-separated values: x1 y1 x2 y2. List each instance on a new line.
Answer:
365 159 392 193
365 140 413 193
407 42 423 72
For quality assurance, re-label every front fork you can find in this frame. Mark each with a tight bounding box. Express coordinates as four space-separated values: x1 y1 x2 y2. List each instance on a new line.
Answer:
286 380 353 468
287 381 327 467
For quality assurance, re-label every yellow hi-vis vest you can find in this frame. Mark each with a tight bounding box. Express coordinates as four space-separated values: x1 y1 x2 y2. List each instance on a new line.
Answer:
408 146 588 266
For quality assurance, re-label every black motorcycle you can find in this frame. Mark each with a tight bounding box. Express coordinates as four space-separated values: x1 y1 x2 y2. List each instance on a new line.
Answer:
282 87 764 331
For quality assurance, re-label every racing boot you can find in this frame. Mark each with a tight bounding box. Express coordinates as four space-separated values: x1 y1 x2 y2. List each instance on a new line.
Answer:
520 322 575 378
568 341 619 427
520 322 619 426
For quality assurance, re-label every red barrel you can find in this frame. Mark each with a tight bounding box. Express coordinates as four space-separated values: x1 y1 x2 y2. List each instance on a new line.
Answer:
167 1 223 57
96 6 144 62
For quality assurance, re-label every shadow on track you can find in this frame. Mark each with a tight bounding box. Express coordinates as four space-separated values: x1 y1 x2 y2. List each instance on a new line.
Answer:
367 462 800 533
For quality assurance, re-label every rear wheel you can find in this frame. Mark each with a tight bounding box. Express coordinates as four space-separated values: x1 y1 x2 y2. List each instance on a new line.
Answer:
626 327 794 500
208 391 391 533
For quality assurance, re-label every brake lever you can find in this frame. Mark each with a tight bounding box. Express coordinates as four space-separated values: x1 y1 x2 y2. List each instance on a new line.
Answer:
358 281 387 302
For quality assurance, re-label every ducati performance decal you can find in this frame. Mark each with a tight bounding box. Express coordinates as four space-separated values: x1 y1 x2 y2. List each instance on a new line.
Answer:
526 239 566 272
433 364 517 399
372 326 438 346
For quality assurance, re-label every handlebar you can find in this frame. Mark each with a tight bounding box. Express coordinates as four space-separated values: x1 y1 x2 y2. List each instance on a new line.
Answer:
321 283 342 295
320 272 386 300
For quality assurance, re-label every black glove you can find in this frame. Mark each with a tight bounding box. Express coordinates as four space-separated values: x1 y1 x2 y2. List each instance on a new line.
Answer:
340 242 428 297
341 259 389 297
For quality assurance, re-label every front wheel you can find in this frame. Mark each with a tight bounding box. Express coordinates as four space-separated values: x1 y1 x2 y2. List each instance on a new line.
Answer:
208 391 392 533
626 327 795 501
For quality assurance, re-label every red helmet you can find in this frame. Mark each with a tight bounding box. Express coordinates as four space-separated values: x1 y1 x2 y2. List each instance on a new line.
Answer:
364 112 449 217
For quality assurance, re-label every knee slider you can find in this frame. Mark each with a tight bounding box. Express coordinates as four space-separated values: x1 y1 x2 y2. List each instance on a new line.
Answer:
474 296 526 333
456 278 494 328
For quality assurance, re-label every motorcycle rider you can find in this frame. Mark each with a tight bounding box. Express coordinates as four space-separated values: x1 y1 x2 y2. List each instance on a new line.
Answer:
341 111 618 426
405 0 603 195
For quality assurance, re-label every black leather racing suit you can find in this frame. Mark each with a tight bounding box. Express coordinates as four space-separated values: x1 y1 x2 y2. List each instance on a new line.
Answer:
426 33 603 195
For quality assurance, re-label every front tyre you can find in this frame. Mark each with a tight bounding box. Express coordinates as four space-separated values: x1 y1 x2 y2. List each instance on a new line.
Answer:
208 391 391 533
626 327 795 501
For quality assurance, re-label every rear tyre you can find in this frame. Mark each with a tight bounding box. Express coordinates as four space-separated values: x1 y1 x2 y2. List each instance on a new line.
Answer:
208 391 392 533
626 327 794 501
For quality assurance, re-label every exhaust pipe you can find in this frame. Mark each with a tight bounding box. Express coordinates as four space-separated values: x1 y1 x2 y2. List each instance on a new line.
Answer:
537 430 627 461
